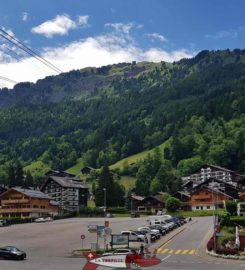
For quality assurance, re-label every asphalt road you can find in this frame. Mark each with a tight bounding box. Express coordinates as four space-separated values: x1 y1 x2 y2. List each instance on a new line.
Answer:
0 216 245 270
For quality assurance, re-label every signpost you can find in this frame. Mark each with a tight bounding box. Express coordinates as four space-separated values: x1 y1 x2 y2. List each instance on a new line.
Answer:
81 234 85 250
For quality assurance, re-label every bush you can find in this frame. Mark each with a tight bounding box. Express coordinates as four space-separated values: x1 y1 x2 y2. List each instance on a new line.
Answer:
226 201 237 216
219 211 231 226
207 236 214 251
107 207 126 214
166 197 181 212
79 206 104 217
230 216 245 227
216 247 238 255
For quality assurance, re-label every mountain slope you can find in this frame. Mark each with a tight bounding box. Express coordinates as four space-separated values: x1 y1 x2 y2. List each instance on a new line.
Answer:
0 49 245 182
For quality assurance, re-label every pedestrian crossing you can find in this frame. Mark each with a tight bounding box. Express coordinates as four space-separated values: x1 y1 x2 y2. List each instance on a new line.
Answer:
156 248 196 255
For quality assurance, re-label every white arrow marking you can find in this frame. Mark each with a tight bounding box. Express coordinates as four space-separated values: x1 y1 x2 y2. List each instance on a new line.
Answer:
162 254 171 261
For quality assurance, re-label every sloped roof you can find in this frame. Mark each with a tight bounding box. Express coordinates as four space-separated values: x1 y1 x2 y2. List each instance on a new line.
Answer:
190 186 233 198
141 195 165 204
131 195 145 201
43 176 88 189
193 177 239 190
4 187 51 199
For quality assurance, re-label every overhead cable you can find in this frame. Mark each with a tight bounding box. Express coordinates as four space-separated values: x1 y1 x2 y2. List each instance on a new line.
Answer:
0 28 63 74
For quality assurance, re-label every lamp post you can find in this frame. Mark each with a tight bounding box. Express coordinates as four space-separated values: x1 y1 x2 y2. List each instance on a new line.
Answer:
103 188 107 217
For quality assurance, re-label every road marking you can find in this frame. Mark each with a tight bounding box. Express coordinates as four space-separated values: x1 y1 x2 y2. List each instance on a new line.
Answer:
161 254 171 261
157 248 197 255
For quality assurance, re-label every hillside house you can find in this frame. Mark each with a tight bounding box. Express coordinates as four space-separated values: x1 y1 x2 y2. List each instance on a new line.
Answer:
137 196 165 214
41 170 88 211
182 164 245 189
0 188 59 218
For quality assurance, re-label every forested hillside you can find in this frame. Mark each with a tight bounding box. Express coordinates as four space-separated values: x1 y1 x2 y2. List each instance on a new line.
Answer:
0 49 245 188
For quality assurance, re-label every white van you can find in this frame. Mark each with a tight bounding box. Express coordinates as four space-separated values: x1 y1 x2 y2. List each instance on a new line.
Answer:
121 231 144 242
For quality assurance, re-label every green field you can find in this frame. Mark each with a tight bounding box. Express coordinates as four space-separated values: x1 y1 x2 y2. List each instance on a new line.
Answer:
66 158 86 177
110 140 169 170
24 161 50 177
120 175 136 190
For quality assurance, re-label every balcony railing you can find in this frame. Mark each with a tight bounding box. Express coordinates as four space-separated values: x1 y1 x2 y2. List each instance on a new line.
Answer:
1 199 29 205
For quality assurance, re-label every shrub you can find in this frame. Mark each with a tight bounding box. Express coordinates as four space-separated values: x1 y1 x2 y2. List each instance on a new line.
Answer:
107 207 126 214
230 216 245 227
216 247 238 255
166 197 181 212
226 201 237 216
219 211 231 226
207 236 214 251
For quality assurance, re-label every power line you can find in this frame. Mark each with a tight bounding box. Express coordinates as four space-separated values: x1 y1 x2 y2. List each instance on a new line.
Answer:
0 75 17 84
0 28 63 74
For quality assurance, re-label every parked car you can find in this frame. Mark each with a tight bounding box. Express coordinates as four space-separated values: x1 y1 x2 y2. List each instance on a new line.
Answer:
131 212 140 218
135 230 157 242
102 248 136 256
34 217 45 223
0 246 26 260
44 217 53 222
0 219 10 227
121 231 144 242
149 225 167 235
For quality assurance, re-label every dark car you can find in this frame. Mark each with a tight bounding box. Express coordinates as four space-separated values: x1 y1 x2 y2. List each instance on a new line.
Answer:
0 246 26 260
0 219 10 227
131 212 140 218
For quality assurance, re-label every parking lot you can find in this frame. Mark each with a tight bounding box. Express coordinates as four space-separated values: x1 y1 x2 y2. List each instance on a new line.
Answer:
0 216 187 270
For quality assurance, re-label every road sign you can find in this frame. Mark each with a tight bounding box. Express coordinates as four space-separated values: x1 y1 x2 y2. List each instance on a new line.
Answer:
97 225 105 232
81 234 85 240
88 225 98 233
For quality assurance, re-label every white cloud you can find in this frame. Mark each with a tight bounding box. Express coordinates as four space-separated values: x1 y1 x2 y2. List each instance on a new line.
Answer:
22 12 28 22
31 14 90 38
105 22 134 34
78 15 90 27
146 33 168 42
0 28 194 88
205 28 243 39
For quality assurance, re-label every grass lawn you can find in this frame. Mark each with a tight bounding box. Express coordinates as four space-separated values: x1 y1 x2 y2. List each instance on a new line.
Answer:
168 209 225 217
110 140 170 170
120 175 136 191
217 226 235 247
66 157 85 177
24 160 50 176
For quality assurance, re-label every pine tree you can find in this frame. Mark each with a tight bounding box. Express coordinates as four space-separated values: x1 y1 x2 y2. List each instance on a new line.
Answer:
24 171 34 188
94 166 125 207
15 161 24 187
8 165 16 188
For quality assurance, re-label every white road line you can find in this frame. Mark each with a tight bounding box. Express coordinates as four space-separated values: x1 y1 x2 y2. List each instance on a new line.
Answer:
162 254 171 261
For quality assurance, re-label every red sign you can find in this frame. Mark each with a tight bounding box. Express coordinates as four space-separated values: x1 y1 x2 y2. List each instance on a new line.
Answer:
81 234 85 240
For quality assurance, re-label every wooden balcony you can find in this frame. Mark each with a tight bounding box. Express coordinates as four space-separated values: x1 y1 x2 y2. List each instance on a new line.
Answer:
1 199 30 205
0 208 49 214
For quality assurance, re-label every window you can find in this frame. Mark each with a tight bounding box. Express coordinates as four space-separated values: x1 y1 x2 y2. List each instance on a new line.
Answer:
207 206 210 209
196 206 199 209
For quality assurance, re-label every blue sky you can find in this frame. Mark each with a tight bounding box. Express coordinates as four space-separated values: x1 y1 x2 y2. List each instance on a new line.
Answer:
0 0 245 88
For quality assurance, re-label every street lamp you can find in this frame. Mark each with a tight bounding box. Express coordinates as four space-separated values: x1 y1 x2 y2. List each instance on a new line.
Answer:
103 188 106 216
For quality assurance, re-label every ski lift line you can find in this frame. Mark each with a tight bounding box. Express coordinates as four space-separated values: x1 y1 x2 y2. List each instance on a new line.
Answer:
0 33 60 74
0 28 63 73
0 29 62 74
0 75 17 84
3 45 56 75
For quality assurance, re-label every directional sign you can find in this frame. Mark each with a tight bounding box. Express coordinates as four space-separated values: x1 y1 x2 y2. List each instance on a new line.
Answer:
88 225 98 233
